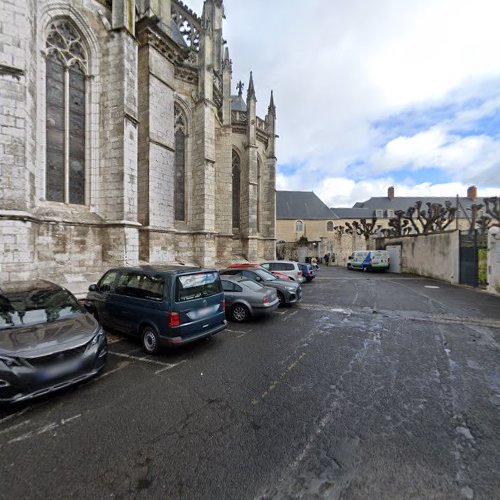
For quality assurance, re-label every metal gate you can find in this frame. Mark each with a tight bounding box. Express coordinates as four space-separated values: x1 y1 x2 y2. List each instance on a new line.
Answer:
459 231 488 287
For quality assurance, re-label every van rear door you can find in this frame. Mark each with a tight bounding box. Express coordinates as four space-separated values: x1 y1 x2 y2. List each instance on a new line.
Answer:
173 272 225 339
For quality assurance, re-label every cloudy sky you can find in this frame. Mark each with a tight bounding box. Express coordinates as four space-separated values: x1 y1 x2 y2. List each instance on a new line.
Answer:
189 0 500 207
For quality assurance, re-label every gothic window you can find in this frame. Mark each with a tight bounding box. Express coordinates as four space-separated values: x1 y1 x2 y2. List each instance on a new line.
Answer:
257 158 262 233
174 104 187 221
327 221 334 232
295 220 303 232
45 20 88 204
232 151 241 230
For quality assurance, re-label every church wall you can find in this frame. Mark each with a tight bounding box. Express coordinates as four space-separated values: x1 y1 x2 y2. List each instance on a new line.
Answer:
0 0 277 287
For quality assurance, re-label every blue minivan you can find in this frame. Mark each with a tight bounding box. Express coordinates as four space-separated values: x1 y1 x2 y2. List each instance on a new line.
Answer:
85 266 227 353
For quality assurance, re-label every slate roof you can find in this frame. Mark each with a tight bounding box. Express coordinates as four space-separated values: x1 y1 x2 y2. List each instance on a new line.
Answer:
231 95 247 112
353 196 477 214
330 207 373 219
276 191 334 220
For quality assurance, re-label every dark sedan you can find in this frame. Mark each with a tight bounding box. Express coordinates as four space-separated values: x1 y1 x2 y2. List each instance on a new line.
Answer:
0 280 107 404
219 268 302 306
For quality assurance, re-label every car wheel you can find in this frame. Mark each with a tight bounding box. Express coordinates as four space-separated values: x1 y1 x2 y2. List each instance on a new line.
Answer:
277 291 285 307
142 326 160 354
231 304 249 322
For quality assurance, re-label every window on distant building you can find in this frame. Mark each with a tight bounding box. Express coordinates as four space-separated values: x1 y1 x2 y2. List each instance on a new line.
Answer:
375 209 383 218
45 19 88 204
386 209 394 218
326 221 334 231
295 220 303 232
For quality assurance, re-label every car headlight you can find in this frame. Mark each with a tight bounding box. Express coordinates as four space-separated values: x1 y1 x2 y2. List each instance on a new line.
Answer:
0 355 22 368
285 286 297 292
90 328 105 346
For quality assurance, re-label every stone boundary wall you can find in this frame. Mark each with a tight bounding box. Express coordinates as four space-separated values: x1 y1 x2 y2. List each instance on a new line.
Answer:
487 227 500 296
375 231 460 284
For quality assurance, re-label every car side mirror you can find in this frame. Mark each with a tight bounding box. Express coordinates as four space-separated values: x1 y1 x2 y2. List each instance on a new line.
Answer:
88 284 97 292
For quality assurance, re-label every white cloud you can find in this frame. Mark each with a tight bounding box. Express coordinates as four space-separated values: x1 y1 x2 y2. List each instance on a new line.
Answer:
187 0 500 194
276 175 500 208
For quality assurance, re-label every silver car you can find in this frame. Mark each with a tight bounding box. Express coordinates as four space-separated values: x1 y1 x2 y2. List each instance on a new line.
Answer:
219 268 302 307
221 276 280 322
260 260 305 283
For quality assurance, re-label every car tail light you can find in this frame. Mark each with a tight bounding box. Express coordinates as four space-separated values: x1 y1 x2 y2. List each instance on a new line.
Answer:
263 294 269 304
222 299 226 312
168 312 181 327
298 271 302 276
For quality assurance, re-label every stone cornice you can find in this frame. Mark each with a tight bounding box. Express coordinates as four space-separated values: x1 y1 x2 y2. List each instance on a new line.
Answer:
136 17 188 66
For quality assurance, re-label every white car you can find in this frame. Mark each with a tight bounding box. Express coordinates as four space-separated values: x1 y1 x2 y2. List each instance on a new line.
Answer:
260 260 304 283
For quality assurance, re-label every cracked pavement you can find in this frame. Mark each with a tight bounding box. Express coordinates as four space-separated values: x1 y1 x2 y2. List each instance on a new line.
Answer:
1 268 500 499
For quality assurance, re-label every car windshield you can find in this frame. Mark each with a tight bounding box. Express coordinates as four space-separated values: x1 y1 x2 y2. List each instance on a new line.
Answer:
241 280 264 291
255 269 277 281
0 288 84 330
175 272 222 302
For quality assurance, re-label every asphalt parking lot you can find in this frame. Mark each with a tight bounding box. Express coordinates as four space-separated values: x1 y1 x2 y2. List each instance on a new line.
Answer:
1 267 500 499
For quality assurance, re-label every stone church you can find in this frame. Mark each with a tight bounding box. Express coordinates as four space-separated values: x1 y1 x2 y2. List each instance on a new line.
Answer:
0 0 277 290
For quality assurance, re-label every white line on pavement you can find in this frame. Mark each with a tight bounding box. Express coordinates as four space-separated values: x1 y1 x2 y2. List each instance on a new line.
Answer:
154 360 187 375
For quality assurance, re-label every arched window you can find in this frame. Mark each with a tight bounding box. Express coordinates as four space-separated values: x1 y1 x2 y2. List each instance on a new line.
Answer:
232 151 241 230
327 221 334 232
45 20 88 204
295 220 303 232
174 104 187 221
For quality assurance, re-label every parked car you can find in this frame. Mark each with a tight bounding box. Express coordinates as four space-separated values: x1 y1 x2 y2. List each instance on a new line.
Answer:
85 266 227 353
298 262 315 282
260 260 304 283
227 263 292 281
0 280 107 404
219 268 302 306
221 276 279 322
348 250 390 272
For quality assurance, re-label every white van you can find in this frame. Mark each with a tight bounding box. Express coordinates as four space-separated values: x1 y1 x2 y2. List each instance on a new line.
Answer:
347 250 390 272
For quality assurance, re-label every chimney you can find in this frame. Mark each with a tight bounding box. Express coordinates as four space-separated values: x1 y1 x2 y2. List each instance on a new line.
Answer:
467 185 477 201
388 186 395 200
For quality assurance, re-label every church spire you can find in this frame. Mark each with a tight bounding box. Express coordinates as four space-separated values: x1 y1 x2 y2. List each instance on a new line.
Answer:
268 90 276 117
247 71 256 102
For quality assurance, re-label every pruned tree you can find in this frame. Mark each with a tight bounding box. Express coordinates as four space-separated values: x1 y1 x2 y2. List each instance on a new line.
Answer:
345 217 379 240
386 201 457 236
484 197 500 228
333 225 346 236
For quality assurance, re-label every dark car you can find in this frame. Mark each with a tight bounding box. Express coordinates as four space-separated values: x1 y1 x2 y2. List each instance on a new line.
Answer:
298 263 315 282
221 276 279 322
0 280 107 404
85 266 227 353
219 268 302 306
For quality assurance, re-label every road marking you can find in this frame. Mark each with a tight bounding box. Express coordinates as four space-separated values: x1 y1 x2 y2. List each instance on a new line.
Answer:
109 351 174 367
0 407 30 425
93 361 130 380
237 329 253 339
282 310 298 322
0 420 31 436
108 351 187 375
253 352 306 404
5 414 82 445
154 360 187 375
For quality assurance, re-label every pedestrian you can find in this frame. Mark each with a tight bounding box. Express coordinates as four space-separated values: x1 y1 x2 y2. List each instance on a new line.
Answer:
324 253 329 266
